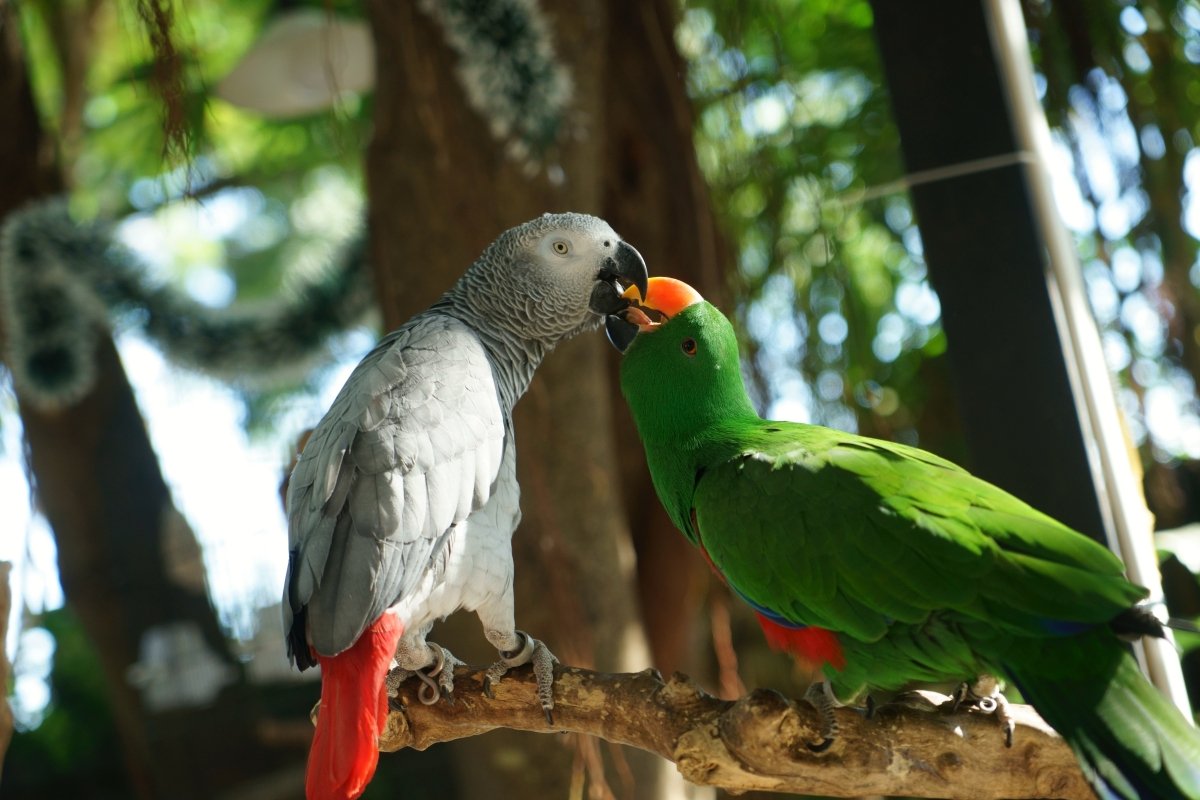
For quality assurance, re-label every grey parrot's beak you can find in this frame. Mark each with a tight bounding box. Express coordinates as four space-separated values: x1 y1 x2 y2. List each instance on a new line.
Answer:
590 240 647 352
605 313 640 352
589 240 648 317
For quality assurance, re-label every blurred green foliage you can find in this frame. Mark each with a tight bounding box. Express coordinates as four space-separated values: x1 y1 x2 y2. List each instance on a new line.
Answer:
14 0 1198 474
29 0 1199 471
3 610 127 797
680 0 1200 486
680 0 953 452
1030 0 1200 474
16 0 372 431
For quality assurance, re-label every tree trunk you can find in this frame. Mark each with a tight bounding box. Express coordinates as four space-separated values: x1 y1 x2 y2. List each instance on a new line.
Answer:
366 1 657 797
600 0 730 680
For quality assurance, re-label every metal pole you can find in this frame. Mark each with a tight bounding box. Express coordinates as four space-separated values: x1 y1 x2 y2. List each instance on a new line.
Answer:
983 0 1192 716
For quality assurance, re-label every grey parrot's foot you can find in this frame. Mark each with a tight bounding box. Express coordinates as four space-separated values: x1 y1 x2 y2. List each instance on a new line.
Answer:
803 681 840 752
417 644 466 705
385 644 465 707
947 677 1015 747
482 631 558 725
385 667 415 711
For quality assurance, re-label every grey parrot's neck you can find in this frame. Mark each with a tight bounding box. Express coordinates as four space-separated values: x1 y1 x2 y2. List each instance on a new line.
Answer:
433 291 548 412
474 325 548 411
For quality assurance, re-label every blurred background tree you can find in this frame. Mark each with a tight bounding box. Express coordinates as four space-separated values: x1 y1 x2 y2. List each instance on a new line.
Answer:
1 0 1199 798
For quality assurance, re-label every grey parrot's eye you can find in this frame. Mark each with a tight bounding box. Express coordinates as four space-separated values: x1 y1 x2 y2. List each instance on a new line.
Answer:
552 240 570 256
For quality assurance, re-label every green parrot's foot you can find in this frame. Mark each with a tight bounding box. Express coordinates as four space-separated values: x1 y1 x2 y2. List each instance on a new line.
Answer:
948 676 1015 747
483 631 558 725
385 643 464 708
803 681 840 752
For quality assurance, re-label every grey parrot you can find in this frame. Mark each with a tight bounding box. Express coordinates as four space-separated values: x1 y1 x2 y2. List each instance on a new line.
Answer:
283 212 647 800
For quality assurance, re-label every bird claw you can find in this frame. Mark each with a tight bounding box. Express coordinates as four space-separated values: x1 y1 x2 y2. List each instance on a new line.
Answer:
484 631 558 725
385 643 464 706
946 677 1015 747
803 681 841 752
385 667 414 700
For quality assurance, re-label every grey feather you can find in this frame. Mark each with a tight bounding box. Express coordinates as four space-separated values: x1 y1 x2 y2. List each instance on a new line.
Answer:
285 315 505 658
282 212 633 667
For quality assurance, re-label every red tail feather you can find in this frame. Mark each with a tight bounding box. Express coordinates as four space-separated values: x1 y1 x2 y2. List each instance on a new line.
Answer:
307 614 405 800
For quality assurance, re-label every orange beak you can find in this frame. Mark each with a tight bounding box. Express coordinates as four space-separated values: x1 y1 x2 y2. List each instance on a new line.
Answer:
607 277 706 352
620 277 705 330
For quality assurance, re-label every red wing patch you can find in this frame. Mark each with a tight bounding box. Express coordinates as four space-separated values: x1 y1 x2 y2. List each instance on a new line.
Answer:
754 613 846 671
691 508 846 672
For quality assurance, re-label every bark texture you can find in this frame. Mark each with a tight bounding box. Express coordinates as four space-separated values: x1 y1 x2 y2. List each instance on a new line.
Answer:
365 1 669 796
368 666 1094 800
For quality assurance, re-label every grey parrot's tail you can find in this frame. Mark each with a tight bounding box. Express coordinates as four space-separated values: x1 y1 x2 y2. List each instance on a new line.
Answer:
307 613 404 800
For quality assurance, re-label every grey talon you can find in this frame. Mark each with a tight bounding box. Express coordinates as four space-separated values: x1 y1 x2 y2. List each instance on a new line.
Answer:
485 633 557 723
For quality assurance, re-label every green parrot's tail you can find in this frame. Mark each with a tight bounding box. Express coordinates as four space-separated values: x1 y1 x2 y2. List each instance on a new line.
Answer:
1003 629 1200 800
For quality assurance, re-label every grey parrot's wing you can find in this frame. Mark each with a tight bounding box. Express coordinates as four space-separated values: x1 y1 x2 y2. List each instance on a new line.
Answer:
283 314 506 661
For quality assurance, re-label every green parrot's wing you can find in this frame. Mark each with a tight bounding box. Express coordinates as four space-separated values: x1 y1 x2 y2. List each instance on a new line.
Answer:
694 422 1146 644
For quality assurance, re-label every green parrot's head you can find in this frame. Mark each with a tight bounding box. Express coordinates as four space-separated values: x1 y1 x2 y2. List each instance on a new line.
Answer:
609 277 757 444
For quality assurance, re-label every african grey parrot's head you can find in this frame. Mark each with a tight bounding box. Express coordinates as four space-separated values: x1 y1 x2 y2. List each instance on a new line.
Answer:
456 212 648 346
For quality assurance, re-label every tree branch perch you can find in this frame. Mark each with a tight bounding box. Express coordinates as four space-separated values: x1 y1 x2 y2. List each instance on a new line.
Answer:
360 666 1093 799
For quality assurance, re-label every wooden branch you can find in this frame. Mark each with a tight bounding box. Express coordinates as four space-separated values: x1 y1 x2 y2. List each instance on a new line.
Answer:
368 665 1094 800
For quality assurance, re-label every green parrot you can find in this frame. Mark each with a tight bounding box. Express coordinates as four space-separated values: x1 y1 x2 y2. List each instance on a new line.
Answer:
605 277 1200 800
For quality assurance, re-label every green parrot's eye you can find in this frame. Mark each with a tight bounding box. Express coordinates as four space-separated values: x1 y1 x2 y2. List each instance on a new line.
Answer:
552 240 570 256
682 338 697 356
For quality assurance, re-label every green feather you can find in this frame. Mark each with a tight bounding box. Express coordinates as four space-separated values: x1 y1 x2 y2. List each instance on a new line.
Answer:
1007 629 1200 799
619 300 1200 800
